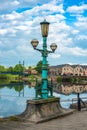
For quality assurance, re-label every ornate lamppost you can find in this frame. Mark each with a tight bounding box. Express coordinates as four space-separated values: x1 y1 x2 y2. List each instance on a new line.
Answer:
31 19 57 99
18 20 73 123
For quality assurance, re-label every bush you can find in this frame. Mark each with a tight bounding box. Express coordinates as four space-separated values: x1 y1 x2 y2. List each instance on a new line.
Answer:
57 76 62 83
0 74 7 79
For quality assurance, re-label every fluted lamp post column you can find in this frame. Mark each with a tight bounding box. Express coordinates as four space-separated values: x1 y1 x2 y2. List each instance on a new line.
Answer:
31 19 57 99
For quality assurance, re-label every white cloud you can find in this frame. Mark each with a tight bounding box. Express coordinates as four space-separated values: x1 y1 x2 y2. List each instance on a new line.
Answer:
0 0 87 66
77 35 87 40
75 21 87 29
71 47 87 56
41 3 64 13
15 25 28 31
44 14 65 23
77 16 87 21
16 45 33 54
72 30 79 34
0 29 7 35
13 0 20 6
1 11 23 20
60 46 87 56
0 28 17 36
67 4 87 14
22 2 64 18
49 53 61 59
0 50 17 59
0 0 20 14
73 16 87 34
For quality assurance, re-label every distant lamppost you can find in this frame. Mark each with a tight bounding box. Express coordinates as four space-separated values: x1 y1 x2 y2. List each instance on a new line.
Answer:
31 19 57 99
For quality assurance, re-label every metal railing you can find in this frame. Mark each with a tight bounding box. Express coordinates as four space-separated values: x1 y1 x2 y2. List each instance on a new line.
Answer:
60 96 87 104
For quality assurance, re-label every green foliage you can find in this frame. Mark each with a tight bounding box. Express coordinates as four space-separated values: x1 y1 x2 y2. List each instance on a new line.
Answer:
35 60 42 74
7 66 14 72
57 76 62 83
6 74 18 80
0 65 6 72
0 79 10 85
0 74 7 79
14 64 23 72
69 77 75 83
14 85 24 92
9 116 19 121
69 77 82 84
35 60 49 74
28 66 32 70
28 75 36 82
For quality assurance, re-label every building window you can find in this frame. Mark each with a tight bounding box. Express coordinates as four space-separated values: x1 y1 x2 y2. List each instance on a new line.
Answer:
80 69 82 72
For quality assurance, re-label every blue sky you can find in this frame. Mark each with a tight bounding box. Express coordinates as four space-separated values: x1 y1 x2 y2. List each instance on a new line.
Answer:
0 0 87 67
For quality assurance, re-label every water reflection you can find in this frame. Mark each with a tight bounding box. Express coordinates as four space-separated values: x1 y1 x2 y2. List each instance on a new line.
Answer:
60 93 87 109
1 82 87 117
54 83 87 109
56 84 87 95
0 82 35 118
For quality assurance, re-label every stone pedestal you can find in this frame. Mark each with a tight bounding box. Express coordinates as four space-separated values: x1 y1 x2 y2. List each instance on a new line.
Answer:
19 97 74 123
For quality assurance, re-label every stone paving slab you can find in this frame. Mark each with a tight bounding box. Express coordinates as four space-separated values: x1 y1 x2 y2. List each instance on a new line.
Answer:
0 110 87 130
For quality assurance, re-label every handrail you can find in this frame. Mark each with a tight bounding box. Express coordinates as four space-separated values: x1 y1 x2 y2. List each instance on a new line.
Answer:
60 97 87 103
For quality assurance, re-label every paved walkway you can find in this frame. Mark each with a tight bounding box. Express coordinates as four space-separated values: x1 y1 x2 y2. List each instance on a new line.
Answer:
0 110 87 130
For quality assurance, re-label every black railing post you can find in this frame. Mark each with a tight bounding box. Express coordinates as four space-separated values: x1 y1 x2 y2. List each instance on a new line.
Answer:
77 93 81 111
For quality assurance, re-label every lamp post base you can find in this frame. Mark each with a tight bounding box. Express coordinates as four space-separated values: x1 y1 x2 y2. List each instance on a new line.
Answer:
18 97 74 123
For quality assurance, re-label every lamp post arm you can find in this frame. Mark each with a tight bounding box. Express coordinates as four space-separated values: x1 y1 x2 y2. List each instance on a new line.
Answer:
34 48 43 53
34 48 54 55
47 50 54 54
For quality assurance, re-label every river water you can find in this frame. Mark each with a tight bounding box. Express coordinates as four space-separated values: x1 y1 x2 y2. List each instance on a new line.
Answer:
0 83 87 118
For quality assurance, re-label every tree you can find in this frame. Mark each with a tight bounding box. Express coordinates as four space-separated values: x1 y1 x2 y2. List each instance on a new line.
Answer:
35 60 49 74
7 66 14 72
14 64 23 72
57 76 62 84
0 65 6 72
35 60 42 74
14 85 24 92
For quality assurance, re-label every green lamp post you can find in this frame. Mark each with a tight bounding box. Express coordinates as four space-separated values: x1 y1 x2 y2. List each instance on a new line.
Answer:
31 19 57 99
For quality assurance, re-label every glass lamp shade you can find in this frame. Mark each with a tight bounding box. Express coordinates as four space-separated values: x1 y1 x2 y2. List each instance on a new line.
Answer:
31 39 39 49
50 43 57 52
40 19 50 37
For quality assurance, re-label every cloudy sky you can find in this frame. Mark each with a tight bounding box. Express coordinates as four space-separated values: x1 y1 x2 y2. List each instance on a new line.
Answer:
0 0 87 67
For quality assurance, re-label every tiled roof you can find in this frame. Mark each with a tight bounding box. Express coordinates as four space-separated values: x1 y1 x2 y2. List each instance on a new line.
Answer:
49 64 87 69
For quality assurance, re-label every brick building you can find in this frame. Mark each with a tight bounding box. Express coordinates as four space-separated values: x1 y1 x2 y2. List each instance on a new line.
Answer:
49 64 87 76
